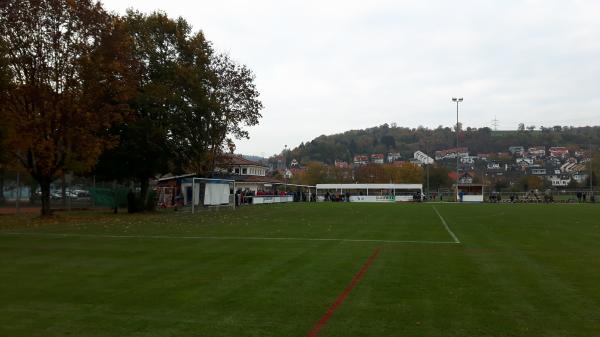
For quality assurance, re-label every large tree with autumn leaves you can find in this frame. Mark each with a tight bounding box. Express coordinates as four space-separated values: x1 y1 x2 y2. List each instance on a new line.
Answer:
0 0 135 215
95 11 262 210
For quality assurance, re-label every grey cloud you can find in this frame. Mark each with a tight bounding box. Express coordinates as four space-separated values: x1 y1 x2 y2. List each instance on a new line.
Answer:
102 0 600 155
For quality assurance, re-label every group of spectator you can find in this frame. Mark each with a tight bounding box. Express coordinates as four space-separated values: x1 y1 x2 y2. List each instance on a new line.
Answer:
412 192 423 202
576 191 595 203
323 192 351 202
489 190 544 203
488 192 503 203
486 190 597 203
235 188 314 205
254 190 287 197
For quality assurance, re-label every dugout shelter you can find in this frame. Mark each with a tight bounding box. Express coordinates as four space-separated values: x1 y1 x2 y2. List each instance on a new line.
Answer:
456 184 485 202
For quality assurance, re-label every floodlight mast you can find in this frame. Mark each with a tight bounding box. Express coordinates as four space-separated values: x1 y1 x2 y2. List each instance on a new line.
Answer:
452 97 463 202
590 143 594 201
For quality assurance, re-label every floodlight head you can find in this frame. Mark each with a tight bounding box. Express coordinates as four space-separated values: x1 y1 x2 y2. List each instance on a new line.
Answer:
458 98 463 102
452 97 457 102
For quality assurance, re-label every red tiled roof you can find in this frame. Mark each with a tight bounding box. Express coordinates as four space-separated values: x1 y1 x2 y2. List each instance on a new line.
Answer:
218 155 268 168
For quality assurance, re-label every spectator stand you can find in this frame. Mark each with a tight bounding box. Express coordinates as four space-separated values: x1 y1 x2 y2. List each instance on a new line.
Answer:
315 184 423 202
240 183 316 205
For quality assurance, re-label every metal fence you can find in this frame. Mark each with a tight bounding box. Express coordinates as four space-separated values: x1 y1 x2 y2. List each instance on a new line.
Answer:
423 189 598 203
482 190 598 203
0 167 142 214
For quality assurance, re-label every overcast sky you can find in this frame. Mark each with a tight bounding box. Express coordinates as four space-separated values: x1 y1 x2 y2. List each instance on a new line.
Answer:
102 0 600 156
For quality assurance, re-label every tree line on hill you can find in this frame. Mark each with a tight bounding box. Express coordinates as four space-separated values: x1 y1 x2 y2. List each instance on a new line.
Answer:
289 162 425 185
0 0 262 215
284 123 600 165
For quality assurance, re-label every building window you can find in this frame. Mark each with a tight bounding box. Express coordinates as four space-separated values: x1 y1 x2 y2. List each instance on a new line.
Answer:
235 168 240 174
242 168 247 175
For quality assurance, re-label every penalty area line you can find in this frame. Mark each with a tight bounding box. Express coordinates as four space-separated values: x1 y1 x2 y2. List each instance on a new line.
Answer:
432 206 461 244
0 232 458 245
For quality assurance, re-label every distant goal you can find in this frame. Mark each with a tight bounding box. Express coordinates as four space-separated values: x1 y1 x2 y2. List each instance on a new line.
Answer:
191 178 236 213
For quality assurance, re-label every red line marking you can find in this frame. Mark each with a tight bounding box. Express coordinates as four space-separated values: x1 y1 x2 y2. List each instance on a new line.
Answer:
306 247 382 337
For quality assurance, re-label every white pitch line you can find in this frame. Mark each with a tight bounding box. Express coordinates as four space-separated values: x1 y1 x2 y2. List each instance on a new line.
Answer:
0 232 459 245
432 206 461 244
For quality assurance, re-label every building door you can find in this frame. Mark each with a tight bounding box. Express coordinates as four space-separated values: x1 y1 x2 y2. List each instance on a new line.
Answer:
186 186 193 205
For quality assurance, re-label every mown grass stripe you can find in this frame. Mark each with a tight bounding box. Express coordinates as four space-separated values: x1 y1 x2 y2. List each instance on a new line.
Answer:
0 232 459 244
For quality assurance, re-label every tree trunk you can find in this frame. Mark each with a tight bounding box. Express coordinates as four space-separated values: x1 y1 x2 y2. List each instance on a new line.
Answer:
29 183 38 204
40 179 52 216
140 177 149 211
0 168 5 204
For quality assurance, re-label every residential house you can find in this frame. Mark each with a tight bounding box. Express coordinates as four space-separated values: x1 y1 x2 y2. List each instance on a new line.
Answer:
413 151 434 165
458 172 475 184
460 156 477 164
353 155 369 166
560 159 583 173
487 162 501 170
435 147 469 160
550 175 571 187
516 157 534 166
530 168 547 175
219 155 268 176
549 147 569 158
371 154 385 164
387 152 402 163
509 146 525 155
527 146 546 158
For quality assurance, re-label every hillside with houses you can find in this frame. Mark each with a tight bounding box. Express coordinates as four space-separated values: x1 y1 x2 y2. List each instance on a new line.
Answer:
267 124 599 191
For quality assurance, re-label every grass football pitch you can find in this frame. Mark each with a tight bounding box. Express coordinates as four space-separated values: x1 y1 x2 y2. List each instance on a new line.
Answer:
1 203 600 337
